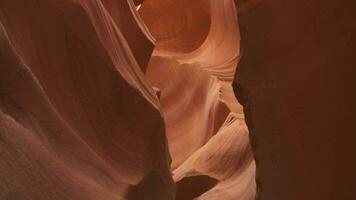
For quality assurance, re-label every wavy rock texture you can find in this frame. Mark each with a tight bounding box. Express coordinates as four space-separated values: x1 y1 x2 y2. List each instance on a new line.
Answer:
140 0 255 199
1 0 354 200
0 0 173 199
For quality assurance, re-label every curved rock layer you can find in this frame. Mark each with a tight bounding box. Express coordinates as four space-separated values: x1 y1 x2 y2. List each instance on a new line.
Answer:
0 0 173 199
1 0 256 199
3 0 353 200
140 0 255 199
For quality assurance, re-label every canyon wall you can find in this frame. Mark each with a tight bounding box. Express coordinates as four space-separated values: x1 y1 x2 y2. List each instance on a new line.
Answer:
1 0 355 199
0 0 173 199
234 0 356 199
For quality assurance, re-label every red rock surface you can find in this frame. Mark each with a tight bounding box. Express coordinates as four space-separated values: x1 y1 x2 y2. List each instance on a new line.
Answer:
1 0 355 199
234 0 356 199
141 1 255 199
0 1 173 199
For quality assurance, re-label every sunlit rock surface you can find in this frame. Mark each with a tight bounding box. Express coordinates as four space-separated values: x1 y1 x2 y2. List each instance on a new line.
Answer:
1 0 355 200
141 0 255 199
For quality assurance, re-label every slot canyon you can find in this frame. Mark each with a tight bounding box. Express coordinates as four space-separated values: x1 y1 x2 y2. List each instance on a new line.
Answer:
0 0 355 199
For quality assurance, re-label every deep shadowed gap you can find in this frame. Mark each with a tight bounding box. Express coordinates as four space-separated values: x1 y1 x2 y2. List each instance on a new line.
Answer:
127 171 168 200
176 175 219 200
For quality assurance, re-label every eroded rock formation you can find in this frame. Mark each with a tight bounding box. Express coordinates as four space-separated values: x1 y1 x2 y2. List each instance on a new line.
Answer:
1 0 355 200
140 0 255 199
0 1 173 199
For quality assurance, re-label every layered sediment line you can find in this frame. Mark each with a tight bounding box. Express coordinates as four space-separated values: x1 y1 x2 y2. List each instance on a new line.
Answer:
0 1 173 199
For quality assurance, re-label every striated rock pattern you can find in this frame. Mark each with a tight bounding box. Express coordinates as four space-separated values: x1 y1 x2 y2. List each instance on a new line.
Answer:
140 0 255 199
0 0 173 199
1 0 355 200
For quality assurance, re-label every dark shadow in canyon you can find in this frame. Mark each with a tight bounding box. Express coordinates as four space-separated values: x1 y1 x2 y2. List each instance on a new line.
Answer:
176 175 219 200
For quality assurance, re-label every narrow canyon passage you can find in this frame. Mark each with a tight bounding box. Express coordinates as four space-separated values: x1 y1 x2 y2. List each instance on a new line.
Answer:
0 0 355 200
140 0 255 199
0 0 255 199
